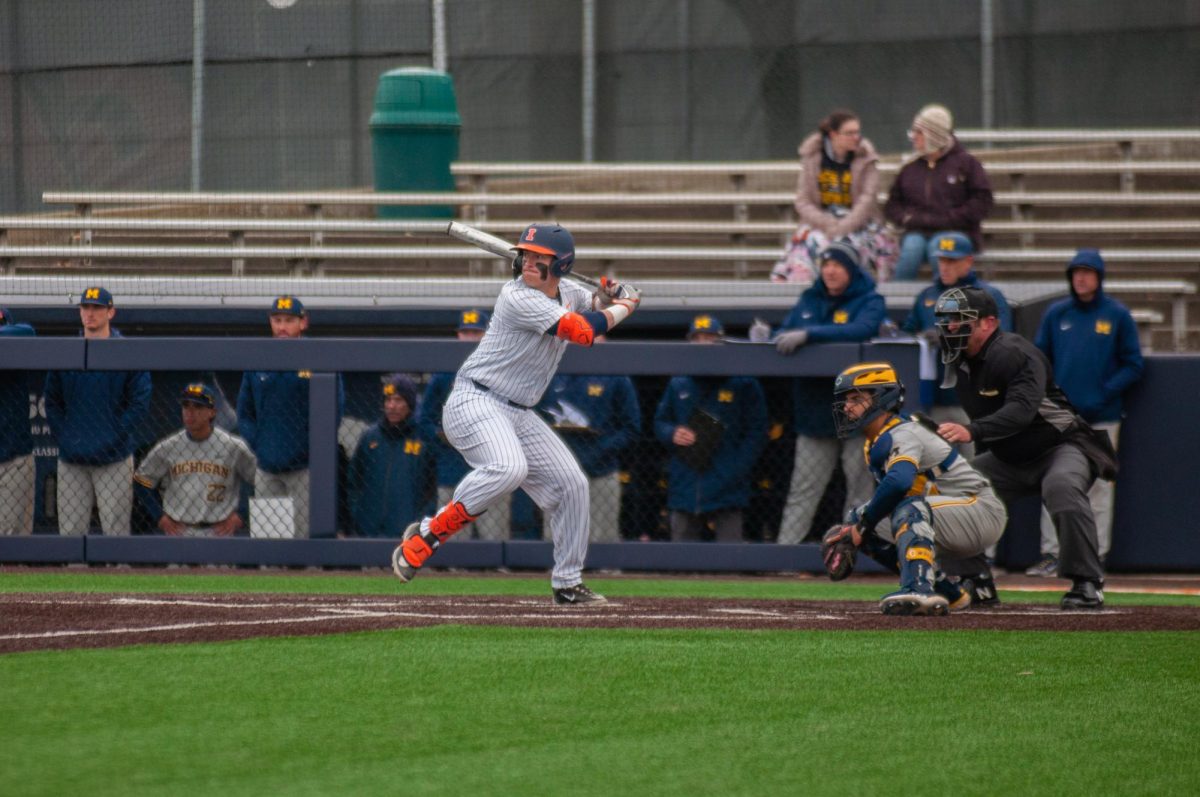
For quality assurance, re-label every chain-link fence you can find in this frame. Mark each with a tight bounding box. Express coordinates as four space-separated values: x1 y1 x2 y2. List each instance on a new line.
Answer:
4 366 870 543
4 1 1198 212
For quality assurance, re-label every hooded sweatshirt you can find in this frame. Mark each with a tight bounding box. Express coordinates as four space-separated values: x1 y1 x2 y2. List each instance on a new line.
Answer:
1034 260 1143 423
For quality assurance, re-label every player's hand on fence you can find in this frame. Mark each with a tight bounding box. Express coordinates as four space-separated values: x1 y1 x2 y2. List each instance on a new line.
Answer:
158 515 186 536
748 318 771 343
774 328 809 354
673 426 697 446
212 513 244 537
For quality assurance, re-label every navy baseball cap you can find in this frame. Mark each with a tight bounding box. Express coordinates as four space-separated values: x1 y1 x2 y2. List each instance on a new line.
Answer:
270 295 305 316
457 308 490 332
179 383 216 408
687 314 725 338
931 231 974 259
79 286 114 307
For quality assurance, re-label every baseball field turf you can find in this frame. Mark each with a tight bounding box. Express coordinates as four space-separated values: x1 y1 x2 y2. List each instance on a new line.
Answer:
2 569 1198 796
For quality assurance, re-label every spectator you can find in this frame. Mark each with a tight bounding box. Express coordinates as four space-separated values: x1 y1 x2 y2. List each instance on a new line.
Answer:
773 108 897 283
417 308 511 540
772 243 884 544
348 374 432 538
884 104 994 281
902 230 1012 457
133 383 256 536
44 287 152 536
237 296 344 538
654 315 767 542
1026 250 1144 577
0 309 36 535
533 336 641 542
934 286 1115 609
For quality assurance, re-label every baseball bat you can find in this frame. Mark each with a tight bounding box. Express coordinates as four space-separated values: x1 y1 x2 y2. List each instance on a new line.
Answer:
445 221 601 289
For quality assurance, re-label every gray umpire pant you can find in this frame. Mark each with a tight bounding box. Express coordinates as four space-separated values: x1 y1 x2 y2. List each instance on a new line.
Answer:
969 443 1103 582
1039 422 1119 560
0 454 35 535
56 457 134 536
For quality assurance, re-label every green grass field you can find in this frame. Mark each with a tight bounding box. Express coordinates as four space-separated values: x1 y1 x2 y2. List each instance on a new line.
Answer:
2 570 1198 796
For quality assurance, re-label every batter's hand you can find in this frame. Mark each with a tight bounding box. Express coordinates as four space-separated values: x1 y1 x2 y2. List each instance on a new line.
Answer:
212 513 244 537
938 422 973 444
592 276 622 309
158 515 186 536
673 426 697 446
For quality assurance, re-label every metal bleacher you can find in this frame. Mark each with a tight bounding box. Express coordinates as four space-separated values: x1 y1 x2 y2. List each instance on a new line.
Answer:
0 128 1197 349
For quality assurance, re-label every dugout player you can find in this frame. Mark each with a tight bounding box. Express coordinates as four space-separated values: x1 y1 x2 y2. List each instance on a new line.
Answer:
134 383 256 536
237 296 344 538
0 309 37 534
934 287 1115 610
391 223 641 605
822 362 1007 615
45 287 152 536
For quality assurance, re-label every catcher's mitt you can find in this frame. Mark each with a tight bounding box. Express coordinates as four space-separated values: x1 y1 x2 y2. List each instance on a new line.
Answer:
821 525 858 581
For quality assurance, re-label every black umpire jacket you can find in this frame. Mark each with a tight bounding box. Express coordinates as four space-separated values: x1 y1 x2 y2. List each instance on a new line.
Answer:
950 329 1082 466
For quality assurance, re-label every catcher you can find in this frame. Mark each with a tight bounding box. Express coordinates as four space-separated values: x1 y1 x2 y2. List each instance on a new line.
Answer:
821 362 1007 615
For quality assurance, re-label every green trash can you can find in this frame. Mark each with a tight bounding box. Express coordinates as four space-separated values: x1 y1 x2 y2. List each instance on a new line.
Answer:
369 67 461 219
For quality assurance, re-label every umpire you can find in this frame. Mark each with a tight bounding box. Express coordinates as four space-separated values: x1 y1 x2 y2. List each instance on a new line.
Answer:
933 286 1114 610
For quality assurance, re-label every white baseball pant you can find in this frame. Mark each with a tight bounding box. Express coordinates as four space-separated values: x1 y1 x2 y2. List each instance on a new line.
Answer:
56 457 133 536
778 435 875 544
254 468 310 538
442 380 589 588
0 454 35 534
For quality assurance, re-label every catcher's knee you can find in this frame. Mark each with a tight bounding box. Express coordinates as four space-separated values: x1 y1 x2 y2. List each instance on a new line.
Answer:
891 497 934 543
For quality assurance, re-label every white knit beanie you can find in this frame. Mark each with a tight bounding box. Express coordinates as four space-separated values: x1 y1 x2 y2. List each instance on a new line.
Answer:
912 104 954 154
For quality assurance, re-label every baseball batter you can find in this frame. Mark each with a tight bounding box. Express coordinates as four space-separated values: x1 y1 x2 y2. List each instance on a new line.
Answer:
821 362 1007 615
134 383 257 536
391 223 640 605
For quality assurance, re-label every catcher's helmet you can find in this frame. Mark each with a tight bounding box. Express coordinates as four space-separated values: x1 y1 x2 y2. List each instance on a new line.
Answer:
832 361 904 439
933 286 998 365
514 223 575 278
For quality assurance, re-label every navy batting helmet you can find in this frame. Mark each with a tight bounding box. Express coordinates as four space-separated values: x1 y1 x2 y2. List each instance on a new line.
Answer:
832 362 905 439
514 223 575 278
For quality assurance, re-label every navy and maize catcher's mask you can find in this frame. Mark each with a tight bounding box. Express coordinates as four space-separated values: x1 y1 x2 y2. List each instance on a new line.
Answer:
512 223 575 280
933 286 995 365
832 362 905 439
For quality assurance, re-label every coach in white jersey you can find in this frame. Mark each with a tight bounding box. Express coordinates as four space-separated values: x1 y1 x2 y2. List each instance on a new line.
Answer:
392 223 641 605
822 362 1007 616
134 383 257 536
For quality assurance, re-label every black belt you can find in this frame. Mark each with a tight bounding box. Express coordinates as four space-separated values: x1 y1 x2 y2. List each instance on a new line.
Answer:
470 379 533 410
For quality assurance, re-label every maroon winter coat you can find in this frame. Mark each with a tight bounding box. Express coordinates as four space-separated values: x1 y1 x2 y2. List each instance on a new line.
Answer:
883 139 994 252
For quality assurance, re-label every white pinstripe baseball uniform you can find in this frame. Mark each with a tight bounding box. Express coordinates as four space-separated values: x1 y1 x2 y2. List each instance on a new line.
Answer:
433 278 594 588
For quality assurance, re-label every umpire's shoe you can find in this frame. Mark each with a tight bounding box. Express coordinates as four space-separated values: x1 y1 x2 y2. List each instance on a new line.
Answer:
391 522 425 583
960 574 1001 608
553 583 608 606
1061 579 1104 610
879 589 949 617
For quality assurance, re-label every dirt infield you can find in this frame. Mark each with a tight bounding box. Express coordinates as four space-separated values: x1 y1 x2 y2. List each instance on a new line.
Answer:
3 590 1199 654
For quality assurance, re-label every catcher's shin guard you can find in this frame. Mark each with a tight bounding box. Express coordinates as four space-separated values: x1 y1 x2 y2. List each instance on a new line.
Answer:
880 528 947 616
